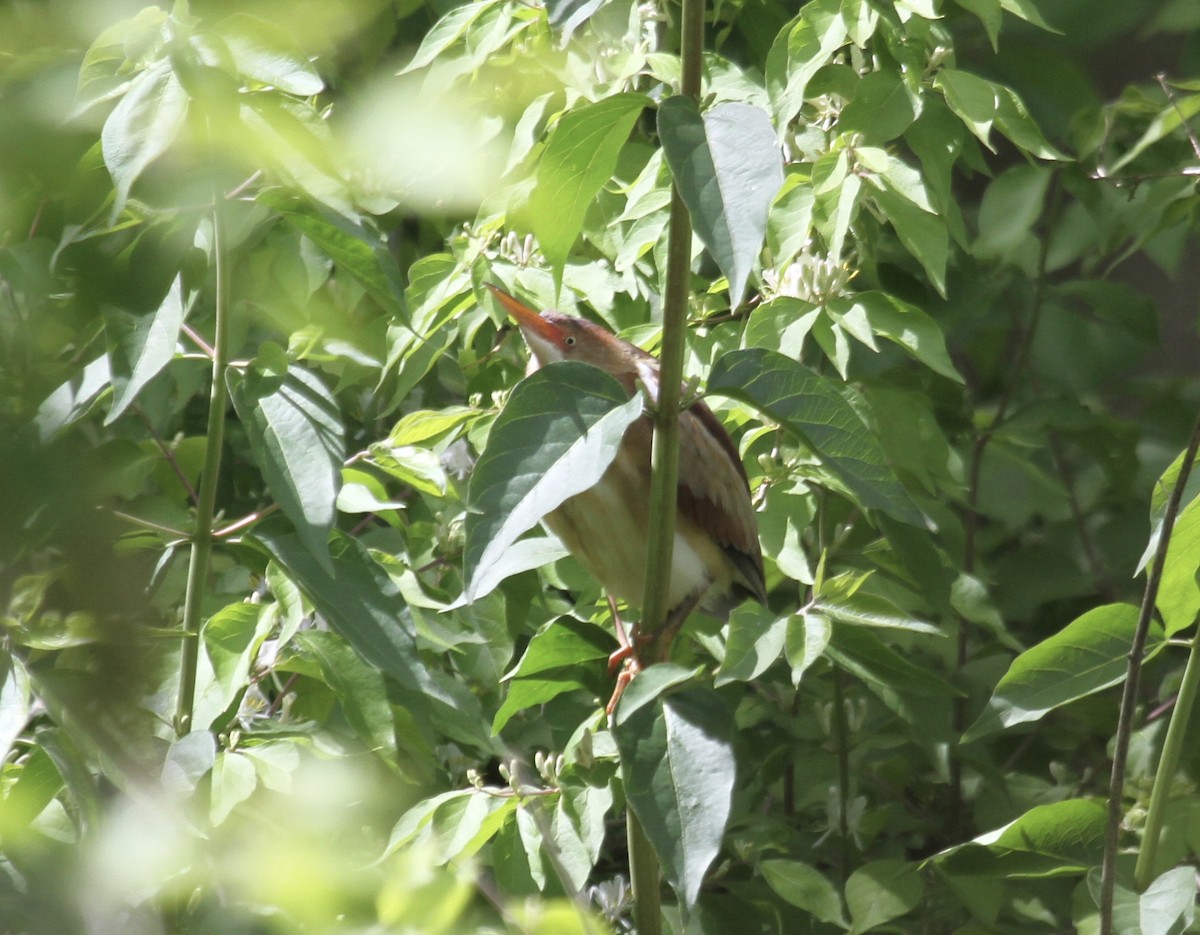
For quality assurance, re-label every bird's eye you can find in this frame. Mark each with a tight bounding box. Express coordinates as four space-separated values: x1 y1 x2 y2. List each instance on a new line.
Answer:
564 335 577 346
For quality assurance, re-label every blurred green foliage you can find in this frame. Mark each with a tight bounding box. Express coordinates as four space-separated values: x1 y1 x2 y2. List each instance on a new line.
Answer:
1 0 1199 932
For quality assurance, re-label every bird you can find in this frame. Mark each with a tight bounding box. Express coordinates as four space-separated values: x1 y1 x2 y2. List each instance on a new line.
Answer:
486 283 766 691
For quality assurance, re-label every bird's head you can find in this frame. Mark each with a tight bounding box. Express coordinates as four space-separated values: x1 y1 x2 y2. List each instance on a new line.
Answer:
486 284 645 378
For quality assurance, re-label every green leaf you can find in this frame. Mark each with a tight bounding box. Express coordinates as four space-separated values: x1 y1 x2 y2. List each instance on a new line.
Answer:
162 731 216 796
714 605 788 686
871 181 948 297
614 687 735 910
787 612 831 684
104 273 187 424
231 365 345 574
529 93 650 270
0 656 31 767
708 349 926 526
934 799 1107 878
963 604 1164 743
846 860 923 933
505 616 616 680
840 70 917 143
546 0 605 42
400 0 503 73
768 0 848 126
193 602 273 730
658 97 784 306
827 625 962 698
975 165 1052 259
830 292 961 382
761 859 848 927
101 58 189 216
464 361 643 602
1087 866 1197 935
937 69 998 148
1155 497 1200 637
260 191 406 318
253 522 493 750
210 750 257 825
219 13 323 95
295 630 396 757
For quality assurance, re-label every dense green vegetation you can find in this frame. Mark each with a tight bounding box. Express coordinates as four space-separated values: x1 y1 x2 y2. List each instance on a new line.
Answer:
1 0 1198 932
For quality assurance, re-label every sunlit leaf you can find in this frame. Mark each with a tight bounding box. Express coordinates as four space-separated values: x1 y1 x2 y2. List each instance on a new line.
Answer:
963 603 1164 742
104 274 187 424
529 93 650 270
658 97 784 306
464 362 643 602
614 685 735 910
709 349 926 525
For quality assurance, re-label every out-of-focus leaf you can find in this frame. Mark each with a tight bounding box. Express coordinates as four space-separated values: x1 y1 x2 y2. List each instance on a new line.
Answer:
614 686 735 910
103 273 187 424
529 93 649 270
219 13 323 95
963 604 1161 742
464 362 643 602
210 750 257 825
975 165 1052 259
231 365 345 574
400 0 503 73
1087 865 1197 935
546 0 605 42
709 349 926 525
827 625 962 698
658 97 784 306
101 59 189 216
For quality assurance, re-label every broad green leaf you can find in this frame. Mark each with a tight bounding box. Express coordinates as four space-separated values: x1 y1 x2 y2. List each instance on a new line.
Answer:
0 656 31 766
871 181 948 296
953 0 1003 49
2 746 63 832
253 522 493 750
219 13 323 95
846 860 923 933
210 750 257 825
104 273 187 424
1087 866 1197 935
295 630 396 758
708 349 926 526
388 407 480 446
529 94 650 270
787 612 831 684
995 85 1067 160
400 0 503 73
162 731 216 796
193 602 273 730
830 292 961 382
493 675 590 734
101 58 189 216
464 362 643 602
761 859 848 927
658 97 784 306
768 172 815 264
768 0 848 126
937 69 997 147
714 605 787 686
975 165 1051 259
386 789 515 864
260 191 406 318
75 7 168 112
963 604 1163 742
614 687 735 910
35 355 112 442
505 616 616 680
840 70 918 142
546 0 605 42
815 595 943 636
827 625 962 698
934 799 1107 878
1155 497 1200 637
231 365 344 574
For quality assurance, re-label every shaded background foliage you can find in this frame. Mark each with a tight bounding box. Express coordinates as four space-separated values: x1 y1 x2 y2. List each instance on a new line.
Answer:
1 0 1199 933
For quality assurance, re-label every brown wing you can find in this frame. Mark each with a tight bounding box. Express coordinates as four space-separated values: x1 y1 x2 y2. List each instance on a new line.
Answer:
677 398 767 603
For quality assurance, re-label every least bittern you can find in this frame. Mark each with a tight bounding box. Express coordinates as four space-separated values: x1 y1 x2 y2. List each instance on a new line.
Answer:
487 284 766 709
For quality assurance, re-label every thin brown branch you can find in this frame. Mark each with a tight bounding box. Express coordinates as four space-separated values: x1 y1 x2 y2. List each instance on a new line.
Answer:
136 405 199 504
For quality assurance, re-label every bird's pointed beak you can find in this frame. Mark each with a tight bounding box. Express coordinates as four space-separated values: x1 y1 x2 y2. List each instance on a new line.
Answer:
486 283 565 351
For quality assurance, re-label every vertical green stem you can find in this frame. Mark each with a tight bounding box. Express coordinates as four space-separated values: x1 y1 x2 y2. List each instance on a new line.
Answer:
627 1 705 931
174 175 230 736
1100 415 1200 931
627 807 662 935
830 666 852 880
1135 619 1200 889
